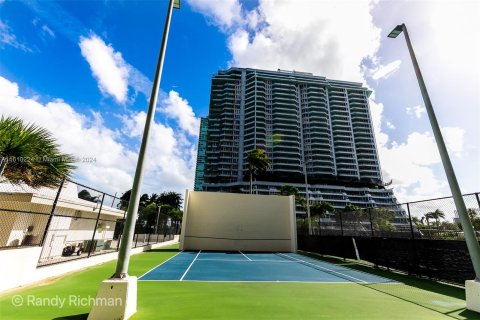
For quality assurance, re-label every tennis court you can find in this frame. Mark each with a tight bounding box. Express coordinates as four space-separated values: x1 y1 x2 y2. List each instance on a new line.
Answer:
139 250 396 283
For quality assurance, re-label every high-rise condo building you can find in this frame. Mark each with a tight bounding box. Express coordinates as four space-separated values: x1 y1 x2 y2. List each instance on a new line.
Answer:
194 68 398 210
194 117 208 192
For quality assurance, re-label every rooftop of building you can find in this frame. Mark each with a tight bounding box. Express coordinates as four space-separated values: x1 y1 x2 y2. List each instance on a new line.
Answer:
213 67 372 96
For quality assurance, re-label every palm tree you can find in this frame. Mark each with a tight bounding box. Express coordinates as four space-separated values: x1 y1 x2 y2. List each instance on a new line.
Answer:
424 213 432 228
311 201 335 218
0 116 75 188
279 185 299 197
158 191 183 210
246 148 271 194
280 184 307 212
427 209 445 228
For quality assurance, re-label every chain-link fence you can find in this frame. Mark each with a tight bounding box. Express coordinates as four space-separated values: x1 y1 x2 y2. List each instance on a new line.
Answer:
298 192 480 284
301 193 480 241
0 179 179 267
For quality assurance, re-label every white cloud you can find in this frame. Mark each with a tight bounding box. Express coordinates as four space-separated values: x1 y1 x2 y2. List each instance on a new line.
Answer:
0 75 197 195
370 96 466 201
443 127 465 158
188 0 476 201
370 60 401 80
186 0 243 30
386 121 395 129
226 0 381 82
406 105 426 119
41 25 55 38
0 20 32 52
79 34 130 104
121 112 196 192
159 90 200 137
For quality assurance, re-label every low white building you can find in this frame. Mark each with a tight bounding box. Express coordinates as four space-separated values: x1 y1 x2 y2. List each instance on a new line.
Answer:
0 181 125 261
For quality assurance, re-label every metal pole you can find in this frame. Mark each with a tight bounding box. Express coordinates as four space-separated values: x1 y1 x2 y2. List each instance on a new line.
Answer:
114 0 176 278
88 193 105 257
40 177 66 245
401 23 480 280
154 205 161 235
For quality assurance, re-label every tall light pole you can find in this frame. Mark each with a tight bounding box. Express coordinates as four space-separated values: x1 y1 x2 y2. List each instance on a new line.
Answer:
88 3 181 318
388 23 480 281
114 0 180 279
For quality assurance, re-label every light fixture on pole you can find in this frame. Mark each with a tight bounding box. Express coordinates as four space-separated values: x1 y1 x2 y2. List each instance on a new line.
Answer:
88 1 180 319
388 23 480 313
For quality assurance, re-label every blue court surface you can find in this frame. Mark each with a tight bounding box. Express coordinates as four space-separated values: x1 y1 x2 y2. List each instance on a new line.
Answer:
139 251 397 283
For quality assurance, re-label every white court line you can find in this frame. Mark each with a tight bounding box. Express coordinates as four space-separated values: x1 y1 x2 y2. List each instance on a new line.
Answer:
195 259 295 263
180 250 202 281
276 252 367 284
297 253 398 283
138 251 183 279
239 251 252 261
138 279 401 283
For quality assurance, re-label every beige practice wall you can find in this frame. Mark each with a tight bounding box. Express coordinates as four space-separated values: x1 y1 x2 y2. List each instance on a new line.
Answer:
180 191 296 252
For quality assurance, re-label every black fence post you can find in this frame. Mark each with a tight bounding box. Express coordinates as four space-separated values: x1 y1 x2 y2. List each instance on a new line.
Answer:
40 177 66 246
117 210 127 251
406 203 418 275
88 193 105 257
111 193 117 207
368 207 374 237
134 222 139 248
147 221 152 244
475 193 480 212
318 217 322 237
406 203 415 240
154 207 161 243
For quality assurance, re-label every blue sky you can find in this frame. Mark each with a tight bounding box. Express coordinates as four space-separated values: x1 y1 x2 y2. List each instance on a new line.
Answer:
0 0 478 202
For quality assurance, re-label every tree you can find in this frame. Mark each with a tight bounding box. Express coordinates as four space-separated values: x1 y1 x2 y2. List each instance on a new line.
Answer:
423 213 434 228
344 204 361 212
342 204 365 233
412 216 422 226
426 209 445 228
118 189 132 210
472 217 480 232
370 207 396 232
311 201 335 218
246 148 271 194
467 208 478 220
138 203 158 226
118 190 183 212
158 191 182 210
0 116 75 188
280 185 300 204
279 185 299 198
139 193 150 207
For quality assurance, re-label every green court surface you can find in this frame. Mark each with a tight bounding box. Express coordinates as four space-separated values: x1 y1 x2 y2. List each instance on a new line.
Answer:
0 245 478 320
